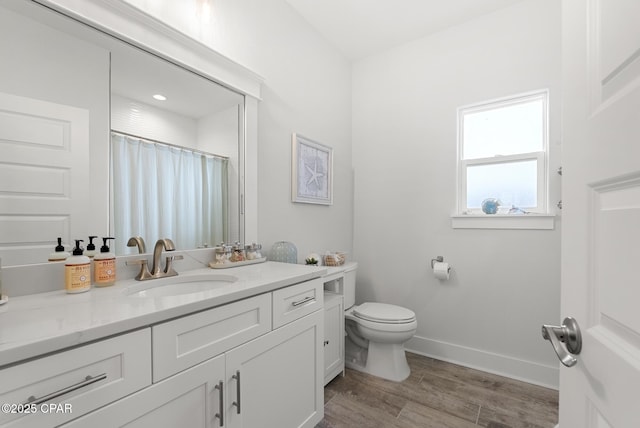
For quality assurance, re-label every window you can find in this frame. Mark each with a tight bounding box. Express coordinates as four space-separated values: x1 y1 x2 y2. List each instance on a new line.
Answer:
457 90 549 215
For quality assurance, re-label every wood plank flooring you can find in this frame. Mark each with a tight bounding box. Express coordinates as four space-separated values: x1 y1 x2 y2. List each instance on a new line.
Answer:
317 352 558 428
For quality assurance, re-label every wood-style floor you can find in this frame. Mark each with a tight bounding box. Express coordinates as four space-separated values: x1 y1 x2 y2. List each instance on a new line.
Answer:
317 352 558 428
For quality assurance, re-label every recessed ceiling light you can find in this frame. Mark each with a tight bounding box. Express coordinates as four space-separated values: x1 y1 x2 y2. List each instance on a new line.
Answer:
153 94 167 101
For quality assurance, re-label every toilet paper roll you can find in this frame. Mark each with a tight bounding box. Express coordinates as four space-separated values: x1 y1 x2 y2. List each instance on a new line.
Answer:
433 262 450 280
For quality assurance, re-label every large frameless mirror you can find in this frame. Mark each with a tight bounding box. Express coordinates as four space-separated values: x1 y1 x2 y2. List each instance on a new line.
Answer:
0 0 244 265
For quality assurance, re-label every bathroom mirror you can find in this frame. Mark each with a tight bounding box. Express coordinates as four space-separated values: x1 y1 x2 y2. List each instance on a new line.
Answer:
0 0 245 265
109 34 244 256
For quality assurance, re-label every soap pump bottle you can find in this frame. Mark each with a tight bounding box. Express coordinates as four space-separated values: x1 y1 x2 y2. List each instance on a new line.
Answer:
65 240 91 294
94 237 116 287
85 236 98 258
48 237 70 262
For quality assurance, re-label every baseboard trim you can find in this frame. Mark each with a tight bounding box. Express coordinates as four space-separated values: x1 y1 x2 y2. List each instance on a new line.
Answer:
406 335 559 390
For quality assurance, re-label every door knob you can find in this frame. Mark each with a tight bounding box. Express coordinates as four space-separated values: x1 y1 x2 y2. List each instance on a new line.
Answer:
541 317 582 367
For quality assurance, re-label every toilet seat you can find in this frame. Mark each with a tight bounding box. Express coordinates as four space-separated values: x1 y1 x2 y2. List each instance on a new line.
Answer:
353 302 416 324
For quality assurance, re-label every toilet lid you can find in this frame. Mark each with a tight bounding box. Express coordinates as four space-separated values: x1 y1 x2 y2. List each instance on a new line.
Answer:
353 302 416 324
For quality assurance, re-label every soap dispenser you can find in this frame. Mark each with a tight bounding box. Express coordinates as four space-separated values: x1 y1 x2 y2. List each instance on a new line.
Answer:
85 236 98 258
65 240 91 293
94 237 116 287
48 237 71 262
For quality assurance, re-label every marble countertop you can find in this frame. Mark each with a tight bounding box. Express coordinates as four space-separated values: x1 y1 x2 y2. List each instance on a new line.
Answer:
0 261 326 368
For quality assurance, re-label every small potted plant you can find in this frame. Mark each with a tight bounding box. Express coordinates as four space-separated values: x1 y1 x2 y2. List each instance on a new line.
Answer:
305 254 319 266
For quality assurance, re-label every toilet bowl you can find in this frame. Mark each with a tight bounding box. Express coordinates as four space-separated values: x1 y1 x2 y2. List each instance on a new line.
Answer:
345 303 417 381
342 266 417 382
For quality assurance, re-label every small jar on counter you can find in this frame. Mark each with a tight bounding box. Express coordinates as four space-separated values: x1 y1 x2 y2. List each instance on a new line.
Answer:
213 242 233 265
245 243 259 260
230 242 245 262
214 246 228 265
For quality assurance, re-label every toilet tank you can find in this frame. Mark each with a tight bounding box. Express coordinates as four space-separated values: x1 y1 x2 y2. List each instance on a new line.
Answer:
343 265 357 309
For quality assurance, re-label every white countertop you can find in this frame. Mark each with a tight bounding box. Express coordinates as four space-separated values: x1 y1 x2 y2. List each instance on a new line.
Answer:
0 261 326 368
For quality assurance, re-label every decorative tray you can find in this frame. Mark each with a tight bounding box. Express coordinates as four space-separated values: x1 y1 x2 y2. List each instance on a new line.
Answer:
209 257 267 269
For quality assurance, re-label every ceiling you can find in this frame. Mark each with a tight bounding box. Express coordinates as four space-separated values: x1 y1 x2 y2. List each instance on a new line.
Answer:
286 0 528 60
110 42 243 119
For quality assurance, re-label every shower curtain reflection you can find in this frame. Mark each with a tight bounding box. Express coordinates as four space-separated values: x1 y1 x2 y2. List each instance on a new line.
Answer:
111 132 228 255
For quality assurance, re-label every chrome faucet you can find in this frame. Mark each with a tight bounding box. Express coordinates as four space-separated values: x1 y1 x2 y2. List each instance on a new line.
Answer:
126 237 182 281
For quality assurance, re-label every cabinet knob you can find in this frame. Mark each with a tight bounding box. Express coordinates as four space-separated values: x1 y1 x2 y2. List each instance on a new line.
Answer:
324 340 329 346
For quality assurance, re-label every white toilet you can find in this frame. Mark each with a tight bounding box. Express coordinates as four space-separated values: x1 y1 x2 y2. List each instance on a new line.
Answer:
343 266 417 382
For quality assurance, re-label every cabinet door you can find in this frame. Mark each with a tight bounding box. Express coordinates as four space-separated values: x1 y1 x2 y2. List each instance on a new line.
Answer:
61 354 226 428
225 310 323 428
323 294 344 385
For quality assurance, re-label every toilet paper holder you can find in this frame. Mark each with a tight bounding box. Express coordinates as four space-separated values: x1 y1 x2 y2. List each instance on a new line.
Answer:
431 256 451 280
431 256 445 269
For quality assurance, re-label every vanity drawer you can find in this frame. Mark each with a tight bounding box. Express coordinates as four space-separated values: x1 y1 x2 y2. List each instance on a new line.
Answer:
272 278 323 329
0 329 151 428
152 293 271 382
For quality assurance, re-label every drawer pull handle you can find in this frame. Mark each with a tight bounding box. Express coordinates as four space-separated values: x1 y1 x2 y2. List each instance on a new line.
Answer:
24 373 107 406
215 380 224 426
291 296 315 307
232 370 241 414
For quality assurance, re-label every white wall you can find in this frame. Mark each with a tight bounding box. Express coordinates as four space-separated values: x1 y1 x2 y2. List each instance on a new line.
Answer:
124 0 354 262
352 0 562 388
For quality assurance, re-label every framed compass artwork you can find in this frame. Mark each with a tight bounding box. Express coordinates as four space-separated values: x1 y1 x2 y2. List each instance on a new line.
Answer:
291 133 333 205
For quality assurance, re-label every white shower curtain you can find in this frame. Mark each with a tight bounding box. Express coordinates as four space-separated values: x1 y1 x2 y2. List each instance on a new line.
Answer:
111 133 228 255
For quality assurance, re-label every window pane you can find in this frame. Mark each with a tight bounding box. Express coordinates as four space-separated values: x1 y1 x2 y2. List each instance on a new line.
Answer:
463 98 544 159
466 160 537 209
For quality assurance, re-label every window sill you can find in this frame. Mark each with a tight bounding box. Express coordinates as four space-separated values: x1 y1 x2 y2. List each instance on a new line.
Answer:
451 214 556 230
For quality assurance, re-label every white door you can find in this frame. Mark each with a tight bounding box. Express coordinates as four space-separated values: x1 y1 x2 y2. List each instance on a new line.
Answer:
558 0 640 426
0 92 89 265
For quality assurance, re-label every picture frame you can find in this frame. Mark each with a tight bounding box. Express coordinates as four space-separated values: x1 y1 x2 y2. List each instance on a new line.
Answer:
291 133 333 205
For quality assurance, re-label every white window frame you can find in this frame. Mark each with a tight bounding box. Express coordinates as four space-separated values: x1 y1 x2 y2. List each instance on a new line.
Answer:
456 90 549 216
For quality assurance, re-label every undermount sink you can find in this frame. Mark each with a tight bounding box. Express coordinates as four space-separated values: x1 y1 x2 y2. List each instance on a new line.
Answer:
124 273 239 298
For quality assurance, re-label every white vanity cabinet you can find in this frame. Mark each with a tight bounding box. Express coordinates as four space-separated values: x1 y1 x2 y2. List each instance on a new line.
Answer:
57 277 324 428
72 312 324 428
323 292 344 385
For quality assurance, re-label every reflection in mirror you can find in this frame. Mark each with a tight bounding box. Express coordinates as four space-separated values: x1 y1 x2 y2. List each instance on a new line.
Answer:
109 41 244 255
111 133 230 256
0 0 244 265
